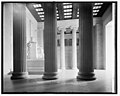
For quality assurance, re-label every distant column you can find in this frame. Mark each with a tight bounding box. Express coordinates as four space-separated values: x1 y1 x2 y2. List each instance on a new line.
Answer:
72 28 77 69
60 28 65 70
11 3 28 80
42 3 58 80
77 3 96 80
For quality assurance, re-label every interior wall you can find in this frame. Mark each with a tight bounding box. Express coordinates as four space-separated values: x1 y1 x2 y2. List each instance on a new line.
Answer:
102 5 112 69
37 22 44 48
105 21 114 71
26 7 38 60
26 7 37 43
104 4 115 92
93 22 105 69
3 3 13 75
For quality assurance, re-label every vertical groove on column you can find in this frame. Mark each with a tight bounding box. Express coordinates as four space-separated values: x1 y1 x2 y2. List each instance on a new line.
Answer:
21 4 26 72
77 3 96 80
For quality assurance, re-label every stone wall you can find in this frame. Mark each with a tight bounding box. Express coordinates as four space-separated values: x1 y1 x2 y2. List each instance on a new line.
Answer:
3 3 13 74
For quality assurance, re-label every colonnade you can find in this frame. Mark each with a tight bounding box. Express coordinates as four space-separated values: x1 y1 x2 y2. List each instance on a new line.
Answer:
11 3 96 80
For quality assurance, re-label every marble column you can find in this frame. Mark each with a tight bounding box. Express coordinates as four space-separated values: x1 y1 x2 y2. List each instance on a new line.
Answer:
72 28 77 69
42 3 58 80
77 3 96 80
11 3 28 80
60 29 65 70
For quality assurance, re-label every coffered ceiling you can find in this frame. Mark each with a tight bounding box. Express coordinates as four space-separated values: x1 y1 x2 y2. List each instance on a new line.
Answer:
26 2 111 22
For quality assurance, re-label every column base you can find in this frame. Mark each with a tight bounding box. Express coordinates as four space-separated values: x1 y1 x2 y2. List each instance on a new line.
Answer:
77 72 96 81
72 67 78 70
42 72 58 80
11 72 28 80
61 67 66 70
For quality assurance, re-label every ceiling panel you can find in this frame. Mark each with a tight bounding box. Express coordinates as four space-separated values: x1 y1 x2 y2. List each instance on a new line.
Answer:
27 3 111 22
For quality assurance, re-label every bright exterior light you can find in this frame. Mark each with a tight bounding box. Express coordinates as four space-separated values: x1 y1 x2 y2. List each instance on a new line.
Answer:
64 15 72 18
93 13 97 15
93 6 102 9
33 4 41 8
64 12 72 15
36 8 43 11
64 9 72 12
93 10 99 12
63 5 72 8
94 3 103 5
39 15 44 18
41 18 44 20
57 17 59 19
38 12 44 15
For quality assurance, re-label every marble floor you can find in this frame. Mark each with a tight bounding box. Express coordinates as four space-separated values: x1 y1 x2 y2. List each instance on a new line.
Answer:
3 70 115 93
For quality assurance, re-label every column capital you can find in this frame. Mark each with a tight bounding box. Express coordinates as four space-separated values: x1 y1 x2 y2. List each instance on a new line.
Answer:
59 28 66 34
59 27 66 31
72 27 78 31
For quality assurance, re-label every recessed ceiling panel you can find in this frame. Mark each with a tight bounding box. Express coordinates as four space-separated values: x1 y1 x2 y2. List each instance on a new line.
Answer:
27 3 111 22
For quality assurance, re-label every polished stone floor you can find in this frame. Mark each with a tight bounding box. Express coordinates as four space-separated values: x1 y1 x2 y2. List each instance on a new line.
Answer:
3 70 115 93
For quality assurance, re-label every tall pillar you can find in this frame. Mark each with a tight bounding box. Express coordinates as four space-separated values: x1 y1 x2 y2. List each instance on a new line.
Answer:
11 3 28 80
60 29 65 70
72 28 77 69
42 3 58 80
77 3 96 80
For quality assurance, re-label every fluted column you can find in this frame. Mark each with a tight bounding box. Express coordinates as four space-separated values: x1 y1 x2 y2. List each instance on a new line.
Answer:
42 3 58 80
60 29 65 70
77 3 96 80
72 28 77 69
11 3 28 80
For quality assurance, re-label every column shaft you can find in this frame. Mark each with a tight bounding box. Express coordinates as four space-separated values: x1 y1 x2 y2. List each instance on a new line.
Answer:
77 3 96 80
42 3 58 80
11 3 28 80
60 29 65 70
72 28 77 69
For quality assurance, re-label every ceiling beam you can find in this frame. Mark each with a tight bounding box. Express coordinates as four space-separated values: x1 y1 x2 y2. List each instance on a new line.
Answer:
26 3 41 22
97 3 111 17
72 3 79 19
57 3 64 20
